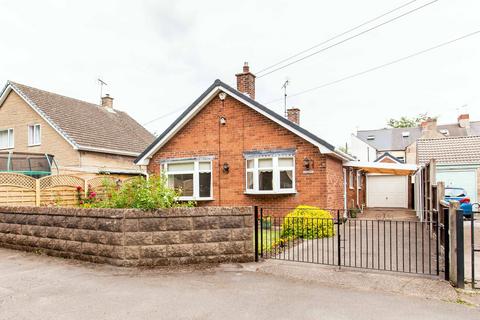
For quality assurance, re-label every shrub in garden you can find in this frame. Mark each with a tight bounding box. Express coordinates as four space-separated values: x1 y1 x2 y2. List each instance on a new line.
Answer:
280 205 335 239
81 175 194 210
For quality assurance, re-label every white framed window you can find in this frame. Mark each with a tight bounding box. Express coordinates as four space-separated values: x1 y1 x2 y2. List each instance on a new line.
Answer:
357 171 362 190
245 156 295 194
162 160 212 201
349 170 354 189
28 124 41 146
0 128 14 149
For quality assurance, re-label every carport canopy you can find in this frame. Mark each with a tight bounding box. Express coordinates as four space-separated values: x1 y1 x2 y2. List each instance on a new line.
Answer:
344 161 418 176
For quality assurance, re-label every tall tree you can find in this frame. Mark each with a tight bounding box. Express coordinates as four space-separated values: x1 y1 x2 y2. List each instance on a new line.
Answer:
387 113 428 128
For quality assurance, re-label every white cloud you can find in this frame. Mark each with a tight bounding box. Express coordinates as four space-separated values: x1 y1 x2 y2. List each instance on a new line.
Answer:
0 0 478 148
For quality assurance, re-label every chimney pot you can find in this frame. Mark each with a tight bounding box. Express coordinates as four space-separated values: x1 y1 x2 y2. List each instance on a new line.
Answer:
101 94 114 109
287 108 300 125
458 113 470 128
235 62 256 100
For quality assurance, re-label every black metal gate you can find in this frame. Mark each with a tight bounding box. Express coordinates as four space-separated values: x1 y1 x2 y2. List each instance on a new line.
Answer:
254 207 444 276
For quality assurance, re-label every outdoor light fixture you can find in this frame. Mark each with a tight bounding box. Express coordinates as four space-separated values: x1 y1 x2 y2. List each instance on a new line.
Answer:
219 92 227 100
303 157 313 171
220 116 227 125
222 162 230 173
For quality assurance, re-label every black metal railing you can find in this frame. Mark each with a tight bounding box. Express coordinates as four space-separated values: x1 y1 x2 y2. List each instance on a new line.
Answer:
255 206 441 276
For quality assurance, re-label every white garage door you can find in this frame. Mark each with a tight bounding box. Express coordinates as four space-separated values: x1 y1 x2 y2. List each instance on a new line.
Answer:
367 175 408 208
437 169 477 204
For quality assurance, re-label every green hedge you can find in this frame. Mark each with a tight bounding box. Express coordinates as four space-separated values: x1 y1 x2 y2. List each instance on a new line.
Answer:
280 205 335 239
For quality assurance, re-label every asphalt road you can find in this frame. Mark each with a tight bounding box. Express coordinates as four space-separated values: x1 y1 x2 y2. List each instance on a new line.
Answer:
0 248 478 320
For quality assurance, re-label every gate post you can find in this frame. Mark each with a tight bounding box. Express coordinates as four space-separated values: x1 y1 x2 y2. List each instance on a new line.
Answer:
448 201 464 288
455 209 465 288
443 207 450 281
254 206 259 262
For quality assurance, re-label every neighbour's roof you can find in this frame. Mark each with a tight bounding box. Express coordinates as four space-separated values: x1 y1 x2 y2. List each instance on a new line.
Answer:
417 136 480 165
1 81 154 156
374 152 404 164
136 79 352 164
356 122 480 151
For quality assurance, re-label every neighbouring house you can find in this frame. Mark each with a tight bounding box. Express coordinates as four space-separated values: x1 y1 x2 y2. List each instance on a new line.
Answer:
0 81 154 178
349 115 479 209
417 136 480 204
135 63 366 213
351 115 480 164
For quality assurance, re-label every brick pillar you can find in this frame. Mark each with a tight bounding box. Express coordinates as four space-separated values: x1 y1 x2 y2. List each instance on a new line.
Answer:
235 62 256 100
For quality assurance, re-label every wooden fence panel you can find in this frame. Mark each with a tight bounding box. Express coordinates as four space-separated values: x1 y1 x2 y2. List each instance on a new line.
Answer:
0 173 37 206
39 175 85 207
0 173 140 207
87 176 119 200
0 185 36 206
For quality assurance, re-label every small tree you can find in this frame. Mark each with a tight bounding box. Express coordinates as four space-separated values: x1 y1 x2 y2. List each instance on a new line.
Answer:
387 113 428 128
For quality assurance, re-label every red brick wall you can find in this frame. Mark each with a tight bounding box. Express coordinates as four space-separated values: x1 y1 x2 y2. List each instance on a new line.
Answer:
345 168 366 209
378 157 396 164
147 94 345 215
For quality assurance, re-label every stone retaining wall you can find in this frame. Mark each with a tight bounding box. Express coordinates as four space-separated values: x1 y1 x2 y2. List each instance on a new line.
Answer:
0 206 254 266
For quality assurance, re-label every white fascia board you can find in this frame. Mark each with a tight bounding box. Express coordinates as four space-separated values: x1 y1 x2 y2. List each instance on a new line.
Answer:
135 87 220 165
1 84 79 150
344 161 418 171
77 145 140 157
137 84 337 164
222 86 335 153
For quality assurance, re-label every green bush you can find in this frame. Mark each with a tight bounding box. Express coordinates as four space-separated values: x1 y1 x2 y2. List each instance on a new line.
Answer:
280 205 335 239
85 175 194 210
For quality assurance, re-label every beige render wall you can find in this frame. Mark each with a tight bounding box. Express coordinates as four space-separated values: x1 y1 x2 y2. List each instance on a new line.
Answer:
0 91 80 167
79 151 139 172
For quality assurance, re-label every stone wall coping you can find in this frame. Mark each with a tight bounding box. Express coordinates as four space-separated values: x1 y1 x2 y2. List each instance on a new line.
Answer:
0 206 254 219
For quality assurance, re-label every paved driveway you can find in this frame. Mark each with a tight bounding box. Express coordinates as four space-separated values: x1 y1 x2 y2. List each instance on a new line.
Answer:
0 248 479 320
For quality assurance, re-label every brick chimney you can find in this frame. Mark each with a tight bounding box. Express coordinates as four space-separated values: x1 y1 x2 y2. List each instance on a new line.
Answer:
235 62 256 99
101 94 114 109
420 117 441 138
287 108 300 125
458 113 470 128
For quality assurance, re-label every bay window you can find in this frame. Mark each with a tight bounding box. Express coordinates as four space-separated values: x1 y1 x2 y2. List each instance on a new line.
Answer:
0 128 14 149
162 159 212 200
245 155 295 194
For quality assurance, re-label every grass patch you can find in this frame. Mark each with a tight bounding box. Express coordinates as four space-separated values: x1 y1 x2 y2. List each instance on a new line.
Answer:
257 229 281 253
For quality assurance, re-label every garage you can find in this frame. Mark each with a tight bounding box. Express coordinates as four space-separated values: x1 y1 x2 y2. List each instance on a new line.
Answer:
437 168 478 204
343 161 417 210
366 175 408 208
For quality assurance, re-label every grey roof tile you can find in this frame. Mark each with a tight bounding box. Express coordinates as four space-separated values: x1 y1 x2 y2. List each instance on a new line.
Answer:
357 122 480 151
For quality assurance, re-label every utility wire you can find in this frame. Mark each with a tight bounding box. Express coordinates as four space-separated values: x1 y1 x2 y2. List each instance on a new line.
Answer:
262 30 480 105
142 106 185 126
256 0 419 75
257 0 440 79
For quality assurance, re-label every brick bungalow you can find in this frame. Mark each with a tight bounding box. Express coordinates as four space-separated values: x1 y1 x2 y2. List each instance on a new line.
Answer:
136 64 365 213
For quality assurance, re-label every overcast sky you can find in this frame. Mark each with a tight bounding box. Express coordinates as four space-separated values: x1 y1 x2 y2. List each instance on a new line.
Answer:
1 0 478 148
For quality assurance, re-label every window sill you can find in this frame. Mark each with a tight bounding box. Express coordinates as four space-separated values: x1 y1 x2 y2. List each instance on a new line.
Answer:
244 190 297 195
28 144 41 147
0 147 14 150
178 197 214 201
